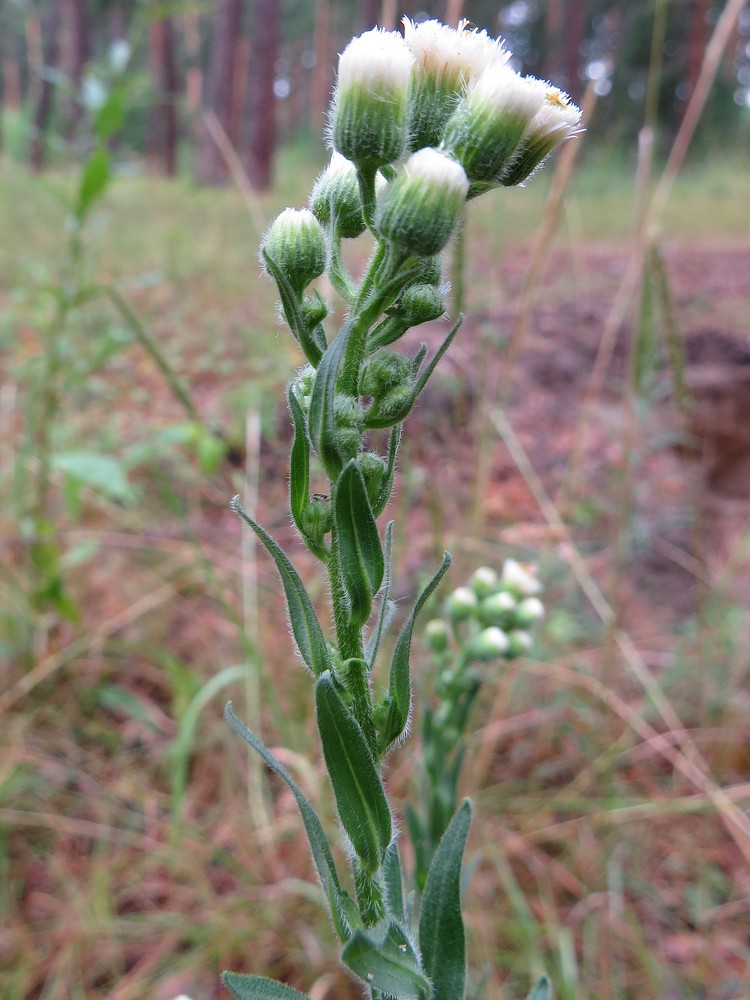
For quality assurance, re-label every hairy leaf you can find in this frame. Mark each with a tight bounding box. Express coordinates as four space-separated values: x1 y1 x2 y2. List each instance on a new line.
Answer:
308 324 351 480
526 975 553 1000
222 972 311 1000
419 800 472 1000
334 462 384 629
315 672 391 873
342 922 430 1000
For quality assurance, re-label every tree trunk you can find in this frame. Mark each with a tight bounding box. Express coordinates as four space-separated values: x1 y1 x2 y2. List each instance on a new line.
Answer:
64 0 91 139
310 0 332 132
148 14 179 176
563 0 588 100
442 0 467 28
362 0 380 29
196 0 243 184
243 0 281 190
685 0 711 96
29 0 64 172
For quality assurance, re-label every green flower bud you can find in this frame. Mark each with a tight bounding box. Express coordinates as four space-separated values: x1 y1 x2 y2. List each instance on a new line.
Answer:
403 17 508 151
309 152 367 239
469 625 510 660
260 208 327 295
513 596 545 627
300 496 332 543
356 451 386 506
333 393 364 461
330 28 414 171
446 585 478 622
358 349 411 397
425 617 450 653
290 364 316 413
468 565 499 598
442 66 545 187
507 629 533 657
375 148 469 256
501 558 542 597
478 591 516 627
300 293 328 328
396 282 446 325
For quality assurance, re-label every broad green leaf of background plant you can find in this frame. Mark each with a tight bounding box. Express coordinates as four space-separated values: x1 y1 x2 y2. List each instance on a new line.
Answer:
341 922 431 999
224 704 357 942
376 552 452 754
230 497 330 676
222 972 311 1000
52 450 134 503
314 672 392 873
75 145 111 221
334 461 384 629
419 799 472 1000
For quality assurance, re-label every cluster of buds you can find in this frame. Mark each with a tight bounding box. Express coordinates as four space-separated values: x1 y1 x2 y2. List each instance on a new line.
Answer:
426 559 545 664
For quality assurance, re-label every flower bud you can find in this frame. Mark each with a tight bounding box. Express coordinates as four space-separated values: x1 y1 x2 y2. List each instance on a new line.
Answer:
375 148 469 256
425 617 450 653
300 495 332 543
507 629 533 657
309 152 366 239
395 282 446 325
301 294 329 328
502 85 583 187
442 66 545 186
513 596 545 627
469 625 509 660
478 591 516 627
330 28 414 170
260 208 327 295
333 393 364 461
501 558 542 597
290 364 316 413
403 17 508 151
468 565 499 598
358 349 411 398
356 451 386 506
446 585 478 622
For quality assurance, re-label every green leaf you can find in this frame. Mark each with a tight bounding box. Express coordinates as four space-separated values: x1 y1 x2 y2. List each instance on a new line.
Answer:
288 384 310 530
342 922 430 1000
222 972 311 1000
334 461 384 629
315 672 391 873
364 520 394 668
230 497 330 676
224 704 356 942
526 975 553 1000
94 85 126 140
419 800 472 1000
52 451 134 502
262 249 322 367
372 424 402 517
308 322 351 481
383 840 405 922
76 145 110 221
377 552 452 754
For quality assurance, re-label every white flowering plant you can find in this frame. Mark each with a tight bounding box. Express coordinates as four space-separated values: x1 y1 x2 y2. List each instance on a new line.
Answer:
223 17 580 1000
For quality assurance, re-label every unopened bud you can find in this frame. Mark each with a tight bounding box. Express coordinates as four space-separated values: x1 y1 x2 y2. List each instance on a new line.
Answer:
260 208 327 295
356 451 386 506
507 629 533 657
330 28 414 170
425 617 450 653
468 565 499 598
358 350 411 397
446 586 478 622
395 282 446 325
469 626 509 660
478 590 516 627
300 496 332 543
333 394 364 461
375 148 469 256
309 152 367 239
501 558 542 597
291 364 316 413
513 596 545 627
502 85 583 187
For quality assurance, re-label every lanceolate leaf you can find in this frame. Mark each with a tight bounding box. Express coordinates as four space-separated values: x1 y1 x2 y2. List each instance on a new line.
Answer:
230 497 329 676
288 386 327 560
383 840 405 922
222 972 311 1000
262 249 322 367
419 800 473 1000
224 704 356 942
308 323 351 480
315 672 391 873
372 424 402 518
334 462 384 629
365 521 394 669
341 922 430 1000
377 552 453 754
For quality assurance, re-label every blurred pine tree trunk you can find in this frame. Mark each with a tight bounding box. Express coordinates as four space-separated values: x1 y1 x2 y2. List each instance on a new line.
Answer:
196 0 243 184
148 13 179 176
29 0 64 171
243 0 280 190
63 0 91 140
310 0 332 133
362 0 380 29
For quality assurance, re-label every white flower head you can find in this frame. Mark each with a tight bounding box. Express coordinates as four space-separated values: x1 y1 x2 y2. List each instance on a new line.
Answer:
375 148 468 256
501 558 542 597
502 82 583 186
468 64 545 122
330 29 414 169
260 207 327 293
